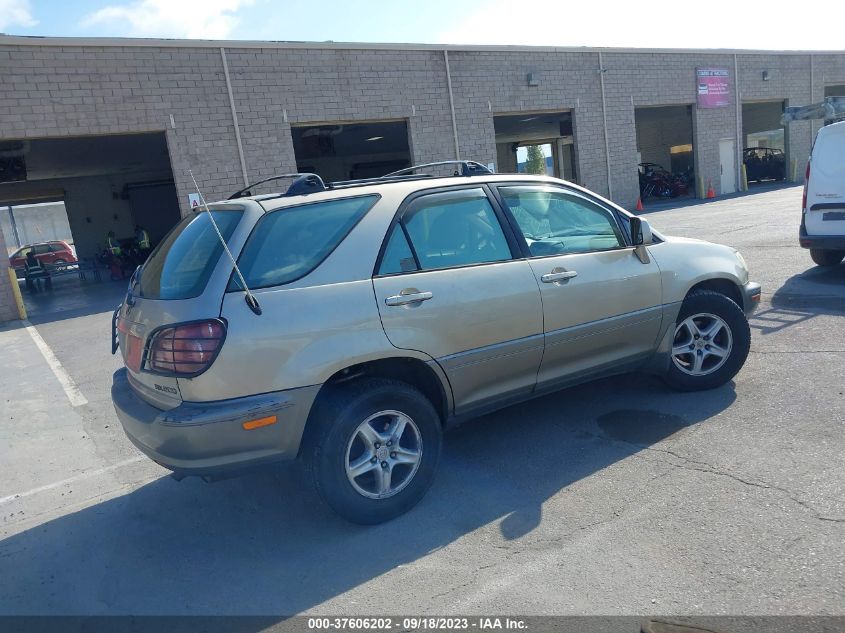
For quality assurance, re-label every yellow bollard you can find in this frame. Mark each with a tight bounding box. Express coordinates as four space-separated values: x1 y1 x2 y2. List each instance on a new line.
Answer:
741 164 749 192
697 175 706 200
791 158 798 182
7 267 27 320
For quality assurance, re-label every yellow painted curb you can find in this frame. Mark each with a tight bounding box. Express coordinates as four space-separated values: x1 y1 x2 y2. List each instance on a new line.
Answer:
7 267 27 320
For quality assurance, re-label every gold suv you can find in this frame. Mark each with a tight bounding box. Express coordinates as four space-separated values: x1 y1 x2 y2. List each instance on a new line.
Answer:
111 161 761 524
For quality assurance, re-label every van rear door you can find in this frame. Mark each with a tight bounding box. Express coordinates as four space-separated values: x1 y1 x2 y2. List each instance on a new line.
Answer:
806 123 845 238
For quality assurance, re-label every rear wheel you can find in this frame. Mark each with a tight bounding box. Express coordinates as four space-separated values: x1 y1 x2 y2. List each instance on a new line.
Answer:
303 378 442 524
664 290 751 391
810 249 845 267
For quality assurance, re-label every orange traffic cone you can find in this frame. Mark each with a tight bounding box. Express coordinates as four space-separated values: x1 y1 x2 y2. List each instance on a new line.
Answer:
706 180 715 199
635 196 644 212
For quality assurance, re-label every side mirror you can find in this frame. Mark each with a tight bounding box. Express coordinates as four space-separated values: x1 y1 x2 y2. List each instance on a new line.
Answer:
630 216 653 246
630 216 652 264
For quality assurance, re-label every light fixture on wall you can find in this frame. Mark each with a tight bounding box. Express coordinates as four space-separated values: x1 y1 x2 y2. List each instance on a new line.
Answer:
762 70 770 81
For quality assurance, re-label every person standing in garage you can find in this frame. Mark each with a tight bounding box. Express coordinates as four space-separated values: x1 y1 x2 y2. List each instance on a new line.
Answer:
107 230 122 257
135 225 150 253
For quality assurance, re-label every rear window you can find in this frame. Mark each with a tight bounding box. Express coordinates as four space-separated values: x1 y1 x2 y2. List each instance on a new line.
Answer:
138 209 243 300
228 195 378 291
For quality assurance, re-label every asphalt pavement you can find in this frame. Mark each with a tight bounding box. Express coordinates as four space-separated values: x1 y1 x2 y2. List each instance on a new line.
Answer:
0 184 842 617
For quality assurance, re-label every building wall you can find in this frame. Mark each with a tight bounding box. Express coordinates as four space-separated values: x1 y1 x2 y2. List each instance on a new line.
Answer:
1 37 845 321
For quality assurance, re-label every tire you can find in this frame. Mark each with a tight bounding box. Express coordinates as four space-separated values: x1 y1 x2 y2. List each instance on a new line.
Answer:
663 290 751 392
303 378 442 525
810 249 845 267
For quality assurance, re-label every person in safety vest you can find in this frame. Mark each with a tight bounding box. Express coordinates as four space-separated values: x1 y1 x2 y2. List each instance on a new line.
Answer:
135 225 150 251
107 231 122 256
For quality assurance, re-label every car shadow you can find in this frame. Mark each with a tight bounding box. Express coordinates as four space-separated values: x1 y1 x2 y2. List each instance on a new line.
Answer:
0 373 736 616
750 263 845 335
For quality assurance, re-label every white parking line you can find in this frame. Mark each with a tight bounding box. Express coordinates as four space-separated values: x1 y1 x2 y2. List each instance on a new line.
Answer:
0 456 147 505
24 319 88 407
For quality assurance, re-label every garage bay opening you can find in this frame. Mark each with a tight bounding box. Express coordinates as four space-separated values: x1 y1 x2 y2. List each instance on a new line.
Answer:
291 120 411 182
493 111 577 181
741 100 788 186
0 131 182 320
635 105 695 204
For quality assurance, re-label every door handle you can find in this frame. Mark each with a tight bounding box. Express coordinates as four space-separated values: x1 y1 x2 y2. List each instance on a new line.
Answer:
385 291 433 306
541 270 578 283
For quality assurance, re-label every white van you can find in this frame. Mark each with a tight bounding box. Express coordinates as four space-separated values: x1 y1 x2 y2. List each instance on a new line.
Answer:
800 120 845 266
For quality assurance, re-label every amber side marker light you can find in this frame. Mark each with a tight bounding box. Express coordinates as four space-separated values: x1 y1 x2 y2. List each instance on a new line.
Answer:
242 415 277 430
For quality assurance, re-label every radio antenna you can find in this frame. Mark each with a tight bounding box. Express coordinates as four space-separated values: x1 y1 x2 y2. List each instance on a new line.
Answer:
189 170 261 316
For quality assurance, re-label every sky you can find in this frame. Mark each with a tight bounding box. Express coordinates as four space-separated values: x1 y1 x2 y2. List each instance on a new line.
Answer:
0 0 842 50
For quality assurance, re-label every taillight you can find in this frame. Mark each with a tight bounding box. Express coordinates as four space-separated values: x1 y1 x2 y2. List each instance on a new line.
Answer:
148 320 226 376
802 160 810 212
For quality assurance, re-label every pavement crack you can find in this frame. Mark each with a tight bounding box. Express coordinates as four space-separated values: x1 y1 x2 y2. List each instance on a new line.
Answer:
566 425 844 525
635 446 844 524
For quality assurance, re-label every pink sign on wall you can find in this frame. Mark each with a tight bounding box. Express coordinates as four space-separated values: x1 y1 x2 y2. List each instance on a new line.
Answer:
696 68 731 108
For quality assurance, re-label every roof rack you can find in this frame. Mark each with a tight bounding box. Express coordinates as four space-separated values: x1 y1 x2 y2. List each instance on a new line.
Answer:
328 173 434 189
226 161 493 200
383 160 492 178
228 173 325 199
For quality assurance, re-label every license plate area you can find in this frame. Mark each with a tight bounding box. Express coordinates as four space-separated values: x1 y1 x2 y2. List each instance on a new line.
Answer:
822 211 845 221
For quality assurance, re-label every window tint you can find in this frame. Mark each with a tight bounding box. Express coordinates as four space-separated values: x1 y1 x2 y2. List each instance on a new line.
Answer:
33 244 50 255
139 209 243 300
379 226 419 275
399 188 511 271
499 186 624 256
230 195 377 291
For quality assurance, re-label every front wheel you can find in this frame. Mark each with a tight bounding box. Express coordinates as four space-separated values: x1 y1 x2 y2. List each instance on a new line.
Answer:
664 290 751 391
810 249 845 267
304 378 442 524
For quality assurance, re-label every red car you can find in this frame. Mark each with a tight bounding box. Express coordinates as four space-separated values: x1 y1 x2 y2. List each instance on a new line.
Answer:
9 240 77 269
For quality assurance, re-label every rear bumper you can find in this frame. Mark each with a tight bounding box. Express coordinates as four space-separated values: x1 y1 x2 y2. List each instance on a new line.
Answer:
799 226 845 250
741 281 762 315
111 368 320 478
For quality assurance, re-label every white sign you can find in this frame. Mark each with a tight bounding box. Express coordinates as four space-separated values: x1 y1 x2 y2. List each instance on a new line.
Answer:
188 193 201 208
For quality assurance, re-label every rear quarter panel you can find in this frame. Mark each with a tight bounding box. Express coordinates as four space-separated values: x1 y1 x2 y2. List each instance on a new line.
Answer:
188 280 438 401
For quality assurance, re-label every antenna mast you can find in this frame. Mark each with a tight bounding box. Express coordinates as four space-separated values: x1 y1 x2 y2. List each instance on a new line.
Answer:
188 170 261 315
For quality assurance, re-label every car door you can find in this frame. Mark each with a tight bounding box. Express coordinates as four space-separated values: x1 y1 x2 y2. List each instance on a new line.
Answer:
33 244 51 264
372 186 544 414
493 183 663 388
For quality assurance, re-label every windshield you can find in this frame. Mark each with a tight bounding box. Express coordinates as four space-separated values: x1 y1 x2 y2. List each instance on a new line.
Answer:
138 209 243 300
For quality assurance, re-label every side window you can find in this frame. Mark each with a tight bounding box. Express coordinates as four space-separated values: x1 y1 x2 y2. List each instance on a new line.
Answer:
499 186 624 257
33 244 50 255
397 188 512 271
229 195 377 291
379 226 419 275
